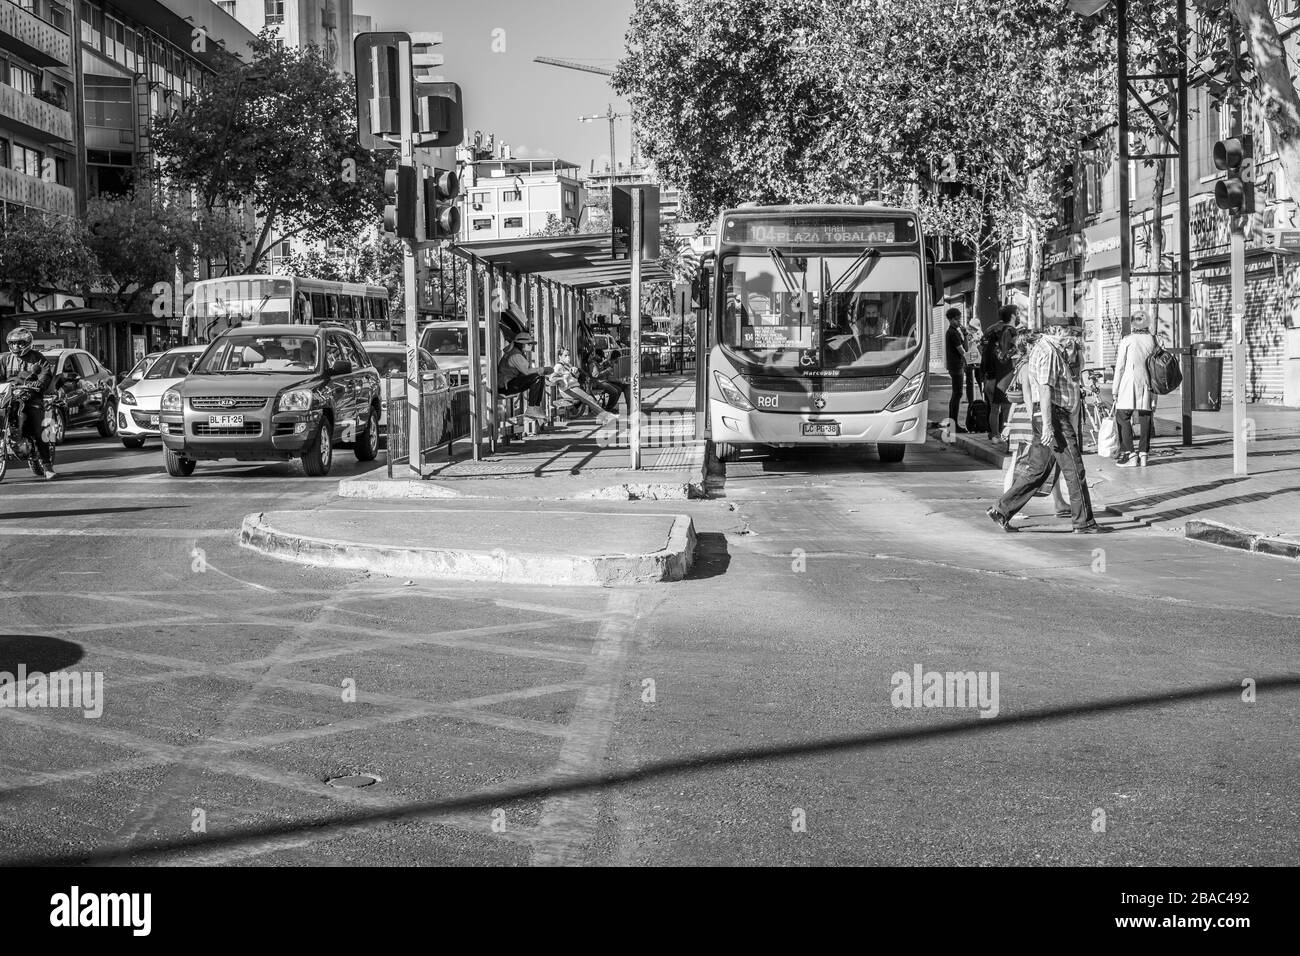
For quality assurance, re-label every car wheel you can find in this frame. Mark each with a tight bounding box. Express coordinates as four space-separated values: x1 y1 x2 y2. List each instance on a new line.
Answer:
121 435 147 449
877 442 907 463
301 419 333 476
164 445 196 476
0 449 6 483
354 406 379 462
52 409 66 444
97 400 118 438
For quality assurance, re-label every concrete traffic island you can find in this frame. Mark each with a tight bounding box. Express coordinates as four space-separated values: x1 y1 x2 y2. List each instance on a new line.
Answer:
239 508 696 586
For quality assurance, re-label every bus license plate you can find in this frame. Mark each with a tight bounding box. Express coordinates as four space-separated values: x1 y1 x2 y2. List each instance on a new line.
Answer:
208 414 244 427
803 422 840 437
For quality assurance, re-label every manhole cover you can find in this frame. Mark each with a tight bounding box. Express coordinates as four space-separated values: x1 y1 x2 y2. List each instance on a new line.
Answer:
325 773 382 789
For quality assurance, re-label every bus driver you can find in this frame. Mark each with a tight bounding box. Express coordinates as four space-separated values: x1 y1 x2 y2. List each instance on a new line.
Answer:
832 299 888 364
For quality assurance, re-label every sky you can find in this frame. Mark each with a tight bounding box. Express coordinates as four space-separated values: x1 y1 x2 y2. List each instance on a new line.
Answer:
357 0 640 174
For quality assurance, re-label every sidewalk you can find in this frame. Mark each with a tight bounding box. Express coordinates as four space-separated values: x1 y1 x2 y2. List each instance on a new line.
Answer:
932 376 1300 559
348 374 706 502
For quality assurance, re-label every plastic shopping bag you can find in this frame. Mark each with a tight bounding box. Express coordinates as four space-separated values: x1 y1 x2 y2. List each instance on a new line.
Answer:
1097 415 1119 458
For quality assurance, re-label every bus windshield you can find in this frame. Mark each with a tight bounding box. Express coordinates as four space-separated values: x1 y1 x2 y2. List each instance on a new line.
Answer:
719 253 921 373
192 278 294 324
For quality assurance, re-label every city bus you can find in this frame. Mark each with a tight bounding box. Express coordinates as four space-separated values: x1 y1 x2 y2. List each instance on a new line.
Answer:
189 275 393 342
705 204 933 463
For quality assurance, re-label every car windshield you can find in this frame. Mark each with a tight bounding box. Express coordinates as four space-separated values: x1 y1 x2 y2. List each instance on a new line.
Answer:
144 351 199 380
719 253 921 373
369 349 436 376
124 355 159 381
420 326 483 355
193 334 320 375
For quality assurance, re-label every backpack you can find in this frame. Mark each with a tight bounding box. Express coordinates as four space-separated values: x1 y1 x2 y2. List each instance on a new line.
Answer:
966 399 990 434
1145 339 1183 395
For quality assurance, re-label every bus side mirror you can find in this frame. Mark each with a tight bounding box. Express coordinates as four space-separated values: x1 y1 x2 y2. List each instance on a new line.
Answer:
929 265 944 301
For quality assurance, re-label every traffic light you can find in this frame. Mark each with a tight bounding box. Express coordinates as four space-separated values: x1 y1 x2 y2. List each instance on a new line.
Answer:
1214 134 1255 214
383 165 418 240
354 34 404 150
424 166 462 240
415 82 464 147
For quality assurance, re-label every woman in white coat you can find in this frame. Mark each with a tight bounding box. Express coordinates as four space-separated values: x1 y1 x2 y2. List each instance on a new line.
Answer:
1112 311 1158 466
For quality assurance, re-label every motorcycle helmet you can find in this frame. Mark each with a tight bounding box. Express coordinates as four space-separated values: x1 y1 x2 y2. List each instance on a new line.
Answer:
6 329 33 355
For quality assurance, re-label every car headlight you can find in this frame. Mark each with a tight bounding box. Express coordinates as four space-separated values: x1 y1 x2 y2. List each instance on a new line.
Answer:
713 370 754 411
119 389 137 406
160 388 182 412
277 388 314 412
885 372 927 411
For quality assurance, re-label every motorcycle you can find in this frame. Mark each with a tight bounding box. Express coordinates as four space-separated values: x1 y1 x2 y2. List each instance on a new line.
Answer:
0 382 63 482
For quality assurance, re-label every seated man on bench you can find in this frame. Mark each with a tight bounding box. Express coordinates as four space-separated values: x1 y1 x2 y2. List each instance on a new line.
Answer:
497 332 551 422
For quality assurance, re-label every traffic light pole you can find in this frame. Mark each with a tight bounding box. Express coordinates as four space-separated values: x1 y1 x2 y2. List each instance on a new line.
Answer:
629 186 643 470
1228 93 1248 477
398 37 422 480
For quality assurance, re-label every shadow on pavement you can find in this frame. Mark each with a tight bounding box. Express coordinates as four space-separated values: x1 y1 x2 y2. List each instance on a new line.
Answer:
686 532 730 580
0 506 185 521
0 634 84 674
8 675 1295 867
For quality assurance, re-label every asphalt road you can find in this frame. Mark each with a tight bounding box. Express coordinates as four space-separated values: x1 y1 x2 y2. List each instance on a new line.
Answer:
0 425 1296 866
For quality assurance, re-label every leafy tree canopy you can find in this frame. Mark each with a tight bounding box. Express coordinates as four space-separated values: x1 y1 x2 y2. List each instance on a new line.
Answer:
151 31 386 273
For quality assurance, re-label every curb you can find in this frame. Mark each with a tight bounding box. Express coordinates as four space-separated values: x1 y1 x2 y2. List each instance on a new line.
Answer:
238 511 697 586
338 477 463 499
1184 519 1300 560
951 433 1007 467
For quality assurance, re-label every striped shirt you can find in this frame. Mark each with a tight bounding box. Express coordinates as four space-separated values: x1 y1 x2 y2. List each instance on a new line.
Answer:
1003 361 1036 444
1026 336 1079 413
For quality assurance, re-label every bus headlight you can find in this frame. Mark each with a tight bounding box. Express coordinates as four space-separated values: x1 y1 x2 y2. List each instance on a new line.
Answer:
885 372 927 411
160 388 182 413
277 388 314 412
713 370 754 411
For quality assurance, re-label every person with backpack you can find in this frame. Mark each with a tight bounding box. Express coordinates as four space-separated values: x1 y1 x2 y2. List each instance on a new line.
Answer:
1111 311 1158 467
981 304 1019 445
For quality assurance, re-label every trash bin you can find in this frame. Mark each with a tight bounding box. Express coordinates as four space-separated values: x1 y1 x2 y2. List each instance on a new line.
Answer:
1192 354 1223 412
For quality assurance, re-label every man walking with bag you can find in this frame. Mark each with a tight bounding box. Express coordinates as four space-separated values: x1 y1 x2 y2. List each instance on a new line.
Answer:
1112 311 1158 467
987 315 1105 534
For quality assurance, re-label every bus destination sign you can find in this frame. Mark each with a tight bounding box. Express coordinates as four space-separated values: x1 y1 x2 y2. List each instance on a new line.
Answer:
722 215 916 246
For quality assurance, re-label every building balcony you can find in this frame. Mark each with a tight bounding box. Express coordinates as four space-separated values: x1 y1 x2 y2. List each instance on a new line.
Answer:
0 164 76 216
0 82 74 143
0 1 71 68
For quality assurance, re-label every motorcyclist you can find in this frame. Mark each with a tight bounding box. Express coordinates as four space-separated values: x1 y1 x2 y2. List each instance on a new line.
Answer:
1 329 56 478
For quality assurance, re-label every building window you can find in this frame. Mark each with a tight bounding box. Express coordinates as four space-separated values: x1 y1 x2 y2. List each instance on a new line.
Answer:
503 216 523 229
6 63 39 96
502 189 522 203
563 191 575 210
265 0 285 25
217 0 237 15
49 4 70 31
472 217 493 231
12 144 44 179
0 139 9 169
471 191 490 206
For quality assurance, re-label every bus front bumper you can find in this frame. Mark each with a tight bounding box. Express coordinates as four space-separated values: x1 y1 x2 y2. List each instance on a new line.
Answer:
710 400 928 445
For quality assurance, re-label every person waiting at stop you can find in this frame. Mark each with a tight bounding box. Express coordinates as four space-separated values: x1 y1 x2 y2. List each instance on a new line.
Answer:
497 332 551 422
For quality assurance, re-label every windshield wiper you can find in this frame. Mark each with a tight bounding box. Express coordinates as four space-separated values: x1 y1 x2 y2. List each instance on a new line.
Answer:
767 248 801 296
828 248 881 295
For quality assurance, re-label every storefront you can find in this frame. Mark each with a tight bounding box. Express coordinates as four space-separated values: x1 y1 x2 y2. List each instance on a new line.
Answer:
1076 221 1123 371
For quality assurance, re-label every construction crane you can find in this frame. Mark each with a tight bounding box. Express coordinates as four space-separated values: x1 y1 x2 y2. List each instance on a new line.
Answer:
533 56 614 77
534 57 638 171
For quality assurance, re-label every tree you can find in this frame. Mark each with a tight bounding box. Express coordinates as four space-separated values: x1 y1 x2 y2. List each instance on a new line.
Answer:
0 212 96 313
286 232 403 306
615 0 1113 320
150 32 385 274
84 191 245 312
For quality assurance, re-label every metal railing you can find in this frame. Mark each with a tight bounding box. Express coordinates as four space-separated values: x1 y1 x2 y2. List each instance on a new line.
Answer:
385 373 472 477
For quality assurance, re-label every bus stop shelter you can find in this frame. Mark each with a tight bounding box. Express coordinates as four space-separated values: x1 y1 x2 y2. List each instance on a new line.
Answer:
448 233 688 463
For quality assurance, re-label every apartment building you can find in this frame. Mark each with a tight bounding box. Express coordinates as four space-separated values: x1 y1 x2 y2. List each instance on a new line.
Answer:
460 158 585 242
214 0 352 76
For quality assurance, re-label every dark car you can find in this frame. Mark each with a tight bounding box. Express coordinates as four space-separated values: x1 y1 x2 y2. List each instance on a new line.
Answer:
43 348 118 439
158 324 382 477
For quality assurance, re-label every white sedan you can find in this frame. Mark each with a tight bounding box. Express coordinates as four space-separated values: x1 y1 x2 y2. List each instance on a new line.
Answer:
116 345 206 448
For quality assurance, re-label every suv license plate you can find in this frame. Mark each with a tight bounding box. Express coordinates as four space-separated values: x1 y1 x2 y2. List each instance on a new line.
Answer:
802 422 840 437
208 414 244 427
149 414 160 426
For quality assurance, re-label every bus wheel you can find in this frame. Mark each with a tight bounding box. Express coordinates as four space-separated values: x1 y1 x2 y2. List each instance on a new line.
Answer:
877 443 906 463
712 442 737 463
